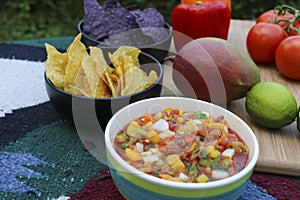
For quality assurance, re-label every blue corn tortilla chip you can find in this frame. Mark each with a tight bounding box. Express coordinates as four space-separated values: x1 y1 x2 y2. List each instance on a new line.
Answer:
83 0 106 39
130 8 165 28
82 0 167 45
83 0 138 40
102 0 138 37
130 8 168 43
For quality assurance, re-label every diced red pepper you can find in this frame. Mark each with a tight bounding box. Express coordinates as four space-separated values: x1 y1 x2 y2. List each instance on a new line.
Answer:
170 109 179 116
168 121 176 131
220 137 229 147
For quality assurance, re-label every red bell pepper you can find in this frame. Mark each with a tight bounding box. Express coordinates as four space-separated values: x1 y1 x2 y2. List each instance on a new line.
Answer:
181 0 231 10
171 1 231 51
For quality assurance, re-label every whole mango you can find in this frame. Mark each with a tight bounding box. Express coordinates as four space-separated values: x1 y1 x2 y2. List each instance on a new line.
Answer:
171 37 260 104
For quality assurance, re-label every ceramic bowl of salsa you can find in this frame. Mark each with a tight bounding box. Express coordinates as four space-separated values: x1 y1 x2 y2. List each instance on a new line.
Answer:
105 96 259 200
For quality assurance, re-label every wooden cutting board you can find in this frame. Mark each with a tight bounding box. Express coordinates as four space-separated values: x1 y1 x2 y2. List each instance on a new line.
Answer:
161 19 300 176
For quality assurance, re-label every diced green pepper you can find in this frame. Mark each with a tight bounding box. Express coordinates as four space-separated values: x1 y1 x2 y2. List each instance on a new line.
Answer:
120 143 129 150
195 112 207 119
188 165 198 175
200 150 208 158
122 132 130 141
136 127 148 136
155 160 164 167
215 166 229 172
192 147 201 155
129 137 139 145
199 158 213 167
213 156 221 167
152 171 160 176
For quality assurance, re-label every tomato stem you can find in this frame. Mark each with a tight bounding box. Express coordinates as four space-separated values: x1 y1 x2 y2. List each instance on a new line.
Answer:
274 4 300 35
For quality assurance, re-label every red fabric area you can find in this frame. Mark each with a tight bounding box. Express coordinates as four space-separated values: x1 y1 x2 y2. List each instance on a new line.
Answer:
68 169 123 200
251 172 300 200
69 170 300 200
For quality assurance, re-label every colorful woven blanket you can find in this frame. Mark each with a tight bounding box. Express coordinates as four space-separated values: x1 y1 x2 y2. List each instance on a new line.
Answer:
0 43 299 200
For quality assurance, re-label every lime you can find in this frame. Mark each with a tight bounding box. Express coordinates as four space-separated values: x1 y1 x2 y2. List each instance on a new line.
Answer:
297 107 300 133
245 82 297 129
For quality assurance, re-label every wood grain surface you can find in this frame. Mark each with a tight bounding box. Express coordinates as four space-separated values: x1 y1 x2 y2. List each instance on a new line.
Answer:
161 19 300 176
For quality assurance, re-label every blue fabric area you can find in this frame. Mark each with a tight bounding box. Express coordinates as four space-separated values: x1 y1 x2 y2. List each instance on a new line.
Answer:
0 152 52 195
0 121 105 200
239 181 276 200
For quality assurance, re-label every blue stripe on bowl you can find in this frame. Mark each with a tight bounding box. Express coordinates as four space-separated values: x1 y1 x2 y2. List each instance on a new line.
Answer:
109 166 248 200
107 150 252 199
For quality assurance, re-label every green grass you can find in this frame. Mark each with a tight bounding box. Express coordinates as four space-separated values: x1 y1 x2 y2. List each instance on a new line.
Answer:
1 0 299 42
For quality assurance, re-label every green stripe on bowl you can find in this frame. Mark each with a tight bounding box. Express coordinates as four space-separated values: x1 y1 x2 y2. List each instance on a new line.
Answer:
107 150 252 198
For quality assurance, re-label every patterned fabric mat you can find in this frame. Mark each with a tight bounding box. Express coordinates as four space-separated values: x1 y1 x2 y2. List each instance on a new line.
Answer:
0 43 299 200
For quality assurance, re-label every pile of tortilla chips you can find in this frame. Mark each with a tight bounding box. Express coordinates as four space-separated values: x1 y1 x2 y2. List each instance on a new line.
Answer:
45 33 158 98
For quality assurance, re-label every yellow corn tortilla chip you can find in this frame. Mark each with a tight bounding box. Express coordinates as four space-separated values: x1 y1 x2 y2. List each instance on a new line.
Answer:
89 47 120 97
45 43 68 89
82 54 100 97
121 67 148 96
89 47 108 78
64 67 90 96
64 33 88 89
103 69 119 97
95 79 112 98
146 70 159 87
112 46 141 67
109 46 141 93
133 70 158 93
108 52 125 92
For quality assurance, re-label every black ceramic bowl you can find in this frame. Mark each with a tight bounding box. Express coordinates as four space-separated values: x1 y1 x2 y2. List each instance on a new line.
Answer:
78 20 172 63
44 51 163 130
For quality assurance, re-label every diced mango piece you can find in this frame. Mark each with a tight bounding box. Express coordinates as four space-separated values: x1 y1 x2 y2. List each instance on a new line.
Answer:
130 120 140 127
164 108 173 115
207 123 224 129
149 134 161 144
125 148 142 162
196 174 209 183
147 130 157 138
126 125 138 137
176 120 198 133
160 174 182 182
153 112 163 121
207 145 220 158
187 142 197 153
116 134 126 142
221 158 233 167
166 154 185 171
210 149 220 158
147 130 161 144
145 121 153 127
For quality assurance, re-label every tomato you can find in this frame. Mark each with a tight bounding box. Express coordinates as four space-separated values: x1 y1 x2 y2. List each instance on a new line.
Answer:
257 10 293 30
275 35 300 80
247 22 287 63
256 9 300 36
287 21 300 36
